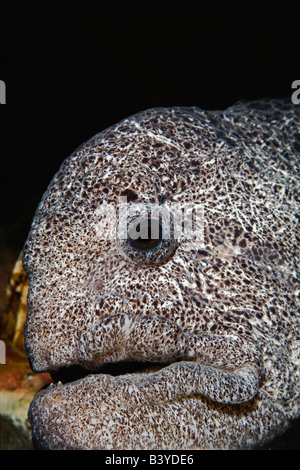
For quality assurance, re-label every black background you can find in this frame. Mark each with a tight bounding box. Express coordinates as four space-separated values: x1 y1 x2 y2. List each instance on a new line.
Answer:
0 0 300 451
1 1 299 252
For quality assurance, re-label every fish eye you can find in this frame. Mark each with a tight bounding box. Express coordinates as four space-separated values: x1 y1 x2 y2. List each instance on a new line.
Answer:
128 218 163 252
117 203 178 265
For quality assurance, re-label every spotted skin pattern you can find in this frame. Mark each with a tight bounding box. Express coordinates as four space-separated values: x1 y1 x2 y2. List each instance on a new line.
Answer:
23 99 300 449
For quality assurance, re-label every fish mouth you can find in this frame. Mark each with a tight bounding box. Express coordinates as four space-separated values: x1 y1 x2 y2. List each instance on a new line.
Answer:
27 312 262 450
28 353 261 450
46 314 191 386
49 359 171 384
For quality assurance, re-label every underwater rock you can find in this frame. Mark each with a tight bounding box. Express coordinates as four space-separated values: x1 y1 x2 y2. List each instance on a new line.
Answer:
0 255 52 449
1 252 28 357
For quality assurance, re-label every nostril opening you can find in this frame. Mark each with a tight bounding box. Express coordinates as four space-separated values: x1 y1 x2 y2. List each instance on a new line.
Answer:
128 218 163 252
120 188 138 202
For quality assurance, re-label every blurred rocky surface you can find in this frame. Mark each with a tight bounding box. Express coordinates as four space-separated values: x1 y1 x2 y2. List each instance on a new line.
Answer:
0 250 52 450
0 416 33 450
1 251 28 357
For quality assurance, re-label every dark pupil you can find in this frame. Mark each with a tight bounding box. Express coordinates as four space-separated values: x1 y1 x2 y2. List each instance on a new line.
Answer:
128 218 163 251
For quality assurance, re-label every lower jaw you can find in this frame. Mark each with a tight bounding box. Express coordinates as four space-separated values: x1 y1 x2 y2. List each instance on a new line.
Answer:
27 360 267 451
29 359 195 450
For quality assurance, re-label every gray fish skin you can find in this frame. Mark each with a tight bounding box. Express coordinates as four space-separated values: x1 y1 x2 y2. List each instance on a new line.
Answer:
23 99 300 449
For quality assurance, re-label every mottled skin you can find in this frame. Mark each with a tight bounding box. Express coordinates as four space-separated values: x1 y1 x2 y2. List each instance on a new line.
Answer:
23 99 300 449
